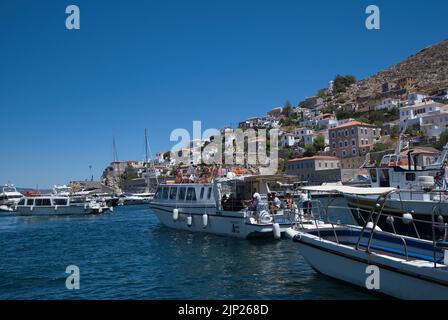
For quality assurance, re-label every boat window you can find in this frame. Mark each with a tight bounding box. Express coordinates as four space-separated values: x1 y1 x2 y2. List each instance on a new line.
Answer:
35 199 43 206
162 187 169 200
379 169 390 188
178 187 186 200
42 199 51 206
26 199 34 206
207 187 212 199
406 173 416 181
53 198 68 206
186 188 197 201
200 187 205 199
18 198 25 206
169 187 178 200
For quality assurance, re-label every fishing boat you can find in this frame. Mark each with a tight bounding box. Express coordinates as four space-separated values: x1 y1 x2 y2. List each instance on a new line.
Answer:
149 173 299 239
290 186 448 299
0 184 23 211
8 195 110 216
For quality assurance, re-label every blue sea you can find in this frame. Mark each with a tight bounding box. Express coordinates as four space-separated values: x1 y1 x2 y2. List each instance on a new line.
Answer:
0 204 374 300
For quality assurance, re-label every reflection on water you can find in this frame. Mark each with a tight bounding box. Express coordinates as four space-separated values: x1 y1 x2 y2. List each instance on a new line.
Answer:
0 203 374 300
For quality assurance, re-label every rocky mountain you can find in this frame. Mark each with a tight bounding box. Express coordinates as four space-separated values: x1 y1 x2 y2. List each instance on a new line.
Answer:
345 39 448 104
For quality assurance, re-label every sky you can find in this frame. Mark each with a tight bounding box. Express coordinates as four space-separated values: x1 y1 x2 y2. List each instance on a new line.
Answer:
0 0 447 188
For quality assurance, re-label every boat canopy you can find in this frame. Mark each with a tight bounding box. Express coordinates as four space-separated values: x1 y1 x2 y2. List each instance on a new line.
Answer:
300 185 396 195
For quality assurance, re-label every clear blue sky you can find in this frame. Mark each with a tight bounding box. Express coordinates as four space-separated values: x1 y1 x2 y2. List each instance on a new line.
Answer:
0 0 447 188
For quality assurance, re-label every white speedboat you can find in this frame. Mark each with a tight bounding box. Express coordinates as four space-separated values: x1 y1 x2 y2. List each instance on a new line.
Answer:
149 174 298 239
119 192 154 205
292 224 448 299
9 195 110 216
0 184 23 211
289 186 448 299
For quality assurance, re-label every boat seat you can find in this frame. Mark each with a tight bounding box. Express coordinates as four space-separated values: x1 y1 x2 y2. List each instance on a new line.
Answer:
358 242 444 263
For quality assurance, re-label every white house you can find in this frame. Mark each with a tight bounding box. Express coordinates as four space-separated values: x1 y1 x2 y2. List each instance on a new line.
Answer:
420 107 448 139
374 98 400 111
294 127 314 140
282 133 296 147
399 100 443 130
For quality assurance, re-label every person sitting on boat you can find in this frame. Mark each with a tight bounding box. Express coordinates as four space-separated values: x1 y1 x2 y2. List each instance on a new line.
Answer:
187 162 197 182
284 193 294 209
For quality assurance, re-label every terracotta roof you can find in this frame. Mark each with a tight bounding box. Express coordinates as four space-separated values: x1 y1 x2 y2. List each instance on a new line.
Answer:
288 156 339 162
330 121 377 130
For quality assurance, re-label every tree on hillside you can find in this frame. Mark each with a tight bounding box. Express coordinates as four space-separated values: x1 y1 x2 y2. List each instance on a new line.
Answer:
313 134 326 152
282 100 294 118
333 74 356 93
434 130 448 150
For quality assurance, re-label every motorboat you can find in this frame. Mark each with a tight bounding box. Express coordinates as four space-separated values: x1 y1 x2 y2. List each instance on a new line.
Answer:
149 174 299 239
289 186 448 299
0 184 23 211
8 195 110 216
345 139 448 239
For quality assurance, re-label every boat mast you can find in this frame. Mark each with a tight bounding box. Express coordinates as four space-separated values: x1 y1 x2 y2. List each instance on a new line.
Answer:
145 129 159 191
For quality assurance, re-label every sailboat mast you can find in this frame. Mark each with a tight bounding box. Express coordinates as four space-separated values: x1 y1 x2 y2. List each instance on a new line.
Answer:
145 129 159 189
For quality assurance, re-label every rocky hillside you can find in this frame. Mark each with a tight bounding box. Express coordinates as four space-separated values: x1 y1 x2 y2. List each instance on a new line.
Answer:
349 39 448 102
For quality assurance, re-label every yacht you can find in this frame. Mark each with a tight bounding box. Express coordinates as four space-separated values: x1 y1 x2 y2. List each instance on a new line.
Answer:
0 184 23 210
344 137 448 239
149 174 298 239
9 195 110 216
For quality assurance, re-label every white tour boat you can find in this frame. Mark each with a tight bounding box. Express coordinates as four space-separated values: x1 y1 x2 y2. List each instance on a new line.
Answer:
9 195 110 216
149 174 299 239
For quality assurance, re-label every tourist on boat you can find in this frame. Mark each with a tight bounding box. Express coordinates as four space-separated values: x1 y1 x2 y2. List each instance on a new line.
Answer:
284 193 294 210
187 162 197 182
250 191 261 211
299 190 311 216
272 192 281 214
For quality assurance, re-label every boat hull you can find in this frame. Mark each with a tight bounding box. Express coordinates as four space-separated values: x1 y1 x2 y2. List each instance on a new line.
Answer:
345 194 448 240
8 205 108 216
150 205 290 239
294 232 448 299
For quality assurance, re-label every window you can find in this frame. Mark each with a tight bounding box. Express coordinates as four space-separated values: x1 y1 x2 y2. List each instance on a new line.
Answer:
18 198 25 206
26 199 34 206
35 199 43 206
339 142 343 148
345 130 348 136
178 187 186 200
169 187 178 200
370 169 378 183
332 143 336 149
405 173 416 181
207 187 212 199
186 188 197 201
200 187 205 199
325 163 328 168
344 141 348 147
319 163 322 167
162 187 169 199
331 132 335 138
333 152 336 156
352 149 357 155
54 198 68 206
342 150 346 157
352 139 356 146
351 128 355 135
